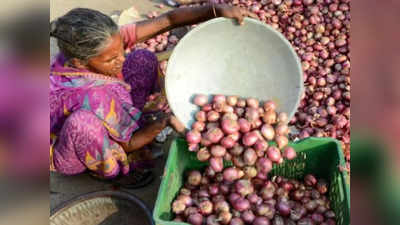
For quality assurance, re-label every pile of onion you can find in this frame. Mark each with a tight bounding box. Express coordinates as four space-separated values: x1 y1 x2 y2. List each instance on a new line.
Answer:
179 0 351 169
172 170 337 225
187 94 297 176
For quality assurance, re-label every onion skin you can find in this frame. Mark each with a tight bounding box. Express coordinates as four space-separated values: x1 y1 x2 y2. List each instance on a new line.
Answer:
233 197 250 212
256 157 273 174
221 119 240 134
283 146 297 160
238 118 251 133
263 100 277 112
197 148 211 162
230 144 245 156
227 96 238 106
275 135 289 149
210 157 224 172
192 121 205 132
187 213 203 225
186 130 201 144
263 111 277 125
241 210 255 224
243 148 257 166
223 167 239 182
242 131 259 146
194 94 208 107
304 174 318 186
172 200 186 214
187 171 202 186
206 127 224 144
211 145 227 157
221 136 236 149
207 111 220 122
196 111 207 122
230 217 244 225
255 140 269 151
246 98 260 108
253 216 271 225
261 124 275 141
266 146 282 163
219 211 232 225
235 179 254 197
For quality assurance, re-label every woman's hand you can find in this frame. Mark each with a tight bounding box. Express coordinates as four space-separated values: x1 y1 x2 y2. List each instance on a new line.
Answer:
216 4 258 25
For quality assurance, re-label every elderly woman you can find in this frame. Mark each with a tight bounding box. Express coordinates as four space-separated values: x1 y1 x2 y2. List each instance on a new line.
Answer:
50 5 253 187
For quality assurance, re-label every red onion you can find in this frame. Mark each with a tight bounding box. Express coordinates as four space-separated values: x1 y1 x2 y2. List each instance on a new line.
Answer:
272 216 285 225
237 99 246 107
207 111 220 122
229 193 241 204
205 167 216 178
238 118 251 133
222 112 239 121
192 121 205 132
235 107 245 117
206 215 219 225
213 95 226 104
305 200 318 211
184 206 197 218
206 122 219 131
263 111 277 125
172 200 186 214
177 194 193 207
221 119 240 134
214 200 230 213
201 138 212 147
256 157 273 174
241 210 255 224
298 218 314 225
211 145 227 157
227 96 238 106
222 105 234 113
230 144 245 156
232 156 246 168
261 124 275 141
199 200 213 215
260 182 275 200
292 190 305 201
316 179 328 194
275 135 289 149
277 201 291 216
243 148 257 166
229 132 241 142
266 146 282 163
230 217 244 225
255 140 269 151
194 94 208 106
233 197 250 212
304 174 317 186
188 144 199 152
221 136 236 149
242 131 259 146
263 100 277 112
223 167 239 182
246 98 260 108
283 146 297 160
235 179 254 197
210 157 223 172
245 108 260 122
206 127 224 143
208 184 219 196
275 123 289 136
219 211 232 225
196 111 207 122
290 205 306 221
186 130 201 144
253 216 270 225
187 170 202 186
187 213 203 225
325 210 336 219
247 193 262 205
197 148 210 162
202 104 213 112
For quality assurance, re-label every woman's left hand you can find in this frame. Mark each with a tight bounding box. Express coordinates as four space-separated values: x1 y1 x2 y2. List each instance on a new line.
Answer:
216 4 258 25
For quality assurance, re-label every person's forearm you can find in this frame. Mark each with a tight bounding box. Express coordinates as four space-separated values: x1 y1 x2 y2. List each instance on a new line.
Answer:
120 128 159 152
136 4 218 42
167 4 218 29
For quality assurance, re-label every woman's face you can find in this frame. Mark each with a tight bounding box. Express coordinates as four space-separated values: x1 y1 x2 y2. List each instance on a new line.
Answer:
86 33 125 77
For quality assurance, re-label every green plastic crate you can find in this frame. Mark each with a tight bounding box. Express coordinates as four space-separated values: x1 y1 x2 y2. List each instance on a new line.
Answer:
153 137 350 225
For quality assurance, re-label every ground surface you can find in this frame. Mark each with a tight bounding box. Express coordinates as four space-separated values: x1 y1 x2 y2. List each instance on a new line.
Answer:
50 0 178 222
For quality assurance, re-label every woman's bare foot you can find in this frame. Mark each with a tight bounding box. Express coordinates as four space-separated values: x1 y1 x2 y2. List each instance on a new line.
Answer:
169 115 186 135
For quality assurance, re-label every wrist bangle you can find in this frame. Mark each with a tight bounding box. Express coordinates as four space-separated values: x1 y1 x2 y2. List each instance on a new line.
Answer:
212 3 217 18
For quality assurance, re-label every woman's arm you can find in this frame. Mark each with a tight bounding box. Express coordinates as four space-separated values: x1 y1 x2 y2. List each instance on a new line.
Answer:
135 4 255 42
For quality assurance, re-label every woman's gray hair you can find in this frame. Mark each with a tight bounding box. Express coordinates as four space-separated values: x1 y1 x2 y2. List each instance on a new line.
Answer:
50 8 119 62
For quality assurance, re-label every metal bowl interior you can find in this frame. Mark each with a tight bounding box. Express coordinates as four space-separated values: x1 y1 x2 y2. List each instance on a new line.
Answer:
166 17 303 128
